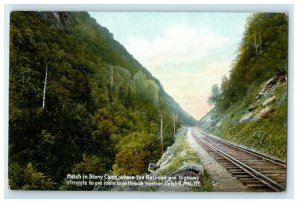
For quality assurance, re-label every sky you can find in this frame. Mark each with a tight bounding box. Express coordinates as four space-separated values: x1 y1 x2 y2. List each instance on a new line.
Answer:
89 12 251 120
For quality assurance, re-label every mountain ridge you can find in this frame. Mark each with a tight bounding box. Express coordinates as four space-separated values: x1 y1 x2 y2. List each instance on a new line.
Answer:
9 11 194 190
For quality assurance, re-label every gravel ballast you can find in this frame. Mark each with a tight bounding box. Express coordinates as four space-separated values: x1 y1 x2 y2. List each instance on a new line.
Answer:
186 127 248 192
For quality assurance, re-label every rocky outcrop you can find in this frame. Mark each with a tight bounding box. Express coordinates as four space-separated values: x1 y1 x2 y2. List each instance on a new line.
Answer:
256 74 286 99
239 74 284 123
153 149 174 171
151 128 204 177
52 11 68 28
263 95 276 107
252 106 274 121
171 163 203 177
239 112 254 123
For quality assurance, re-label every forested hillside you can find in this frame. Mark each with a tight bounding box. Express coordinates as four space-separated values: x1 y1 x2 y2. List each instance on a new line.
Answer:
9 11 195 190
199 13 288 160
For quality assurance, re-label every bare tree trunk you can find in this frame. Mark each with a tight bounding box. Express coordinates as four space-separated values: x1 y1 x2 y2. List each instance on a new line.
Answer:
42 64 48 109
258 29 262 51
253 33 258 54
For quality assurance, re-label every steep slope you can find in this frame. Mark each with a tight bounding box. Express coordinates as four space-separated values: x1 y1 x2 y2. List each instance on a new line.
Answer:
198 13 287 160
9 11 195 190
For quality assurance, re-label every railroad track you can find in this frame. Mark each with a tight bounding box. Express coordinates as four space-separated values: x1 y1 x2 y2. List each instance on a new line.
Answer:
191 128 286 192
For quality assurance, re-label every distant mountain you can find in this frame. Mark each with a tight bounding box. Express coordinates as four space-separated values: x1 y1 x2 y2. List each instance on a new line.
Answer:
9 11 195 190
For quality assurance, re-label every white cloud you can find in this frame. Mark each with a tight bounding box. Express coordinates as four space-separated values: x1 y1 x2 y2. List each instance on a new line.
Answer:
126 23 228 68
124 23 231 119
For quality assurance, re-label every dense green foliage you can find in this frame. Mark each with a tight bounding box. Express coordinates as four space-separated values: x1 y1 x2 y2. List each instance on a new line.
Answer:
212 13 288 110
207 84 221 106
9 11 195 190
9 162 55 190
113 131 161 175
201 13 288 160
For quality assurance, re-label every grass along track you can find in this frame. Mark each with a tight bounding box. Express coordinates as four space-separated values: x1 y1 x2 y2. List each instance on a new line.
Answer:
191 127 286 192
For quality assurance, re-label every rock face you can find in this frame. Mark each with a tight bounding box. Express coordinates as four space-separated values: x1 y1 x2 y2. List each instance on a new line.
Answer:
253 106 274 121
263 95 276 107
52 11 68 28
246 104 257 112
153 128 204 175
147 128 208 192
238 74 284 123
154 149 174 171
239 112 254 123
153 149 204 177
171 163 203 176
256 74 285 99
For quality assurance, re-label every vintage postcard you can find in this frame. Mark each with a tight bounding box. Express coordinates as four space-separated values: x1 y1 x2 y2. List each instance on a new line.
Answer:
8 11 287 192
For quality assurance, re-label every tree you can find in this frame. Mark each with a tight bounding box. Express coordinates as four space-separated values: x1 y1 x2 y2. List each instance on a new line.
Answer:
208 84 221 106
35 42 51 109
220 76 229 91
9 162 55 190
112 131 160 175
72 154 106 174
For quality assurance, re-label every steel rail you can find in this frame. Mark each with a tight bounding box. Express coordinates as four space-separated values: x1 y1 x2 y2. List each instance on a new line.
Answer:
193 134 285 192
193 128 286 167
